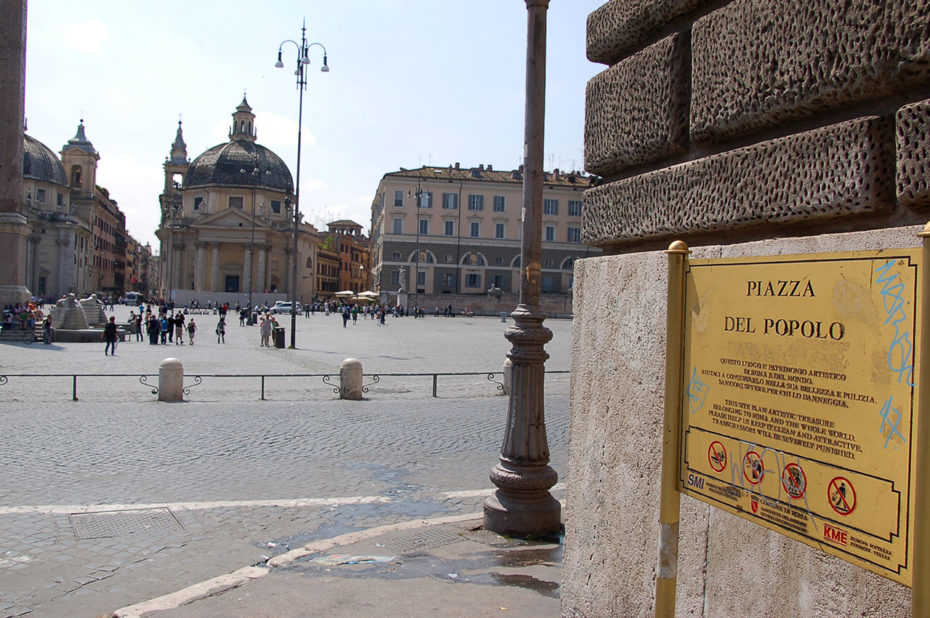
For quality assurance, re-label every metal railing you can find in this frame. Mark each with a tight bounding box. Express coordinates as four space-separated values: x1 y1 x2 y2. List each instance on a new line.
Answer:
0 370 570 401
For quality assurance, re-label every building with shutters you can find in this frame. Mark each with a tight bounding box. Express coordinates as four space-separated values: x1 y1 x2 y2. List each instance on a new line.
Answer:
369 164 599 300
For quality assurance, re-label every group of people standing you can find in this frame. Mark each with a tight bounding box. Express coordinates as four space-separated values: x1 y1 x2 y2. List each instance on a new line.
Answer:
138 310 196 346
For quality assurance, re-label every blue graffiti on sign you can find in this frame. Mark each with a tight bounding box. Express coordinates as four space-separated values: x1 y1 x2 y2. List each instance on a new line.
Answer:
688 367 709 415
874 259 914 450
878 395 906 449
875 260 915 386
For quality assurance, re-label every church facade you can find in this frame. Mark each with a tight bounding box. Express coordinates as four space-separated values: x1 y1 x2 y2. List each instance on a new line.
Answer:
156 98 321 307
21 122 151 300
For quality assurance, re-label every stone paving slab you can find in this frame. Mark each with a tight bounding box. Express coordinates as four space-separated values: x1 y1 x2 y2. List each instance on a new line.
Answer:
132 517 561 618
0 312 571 616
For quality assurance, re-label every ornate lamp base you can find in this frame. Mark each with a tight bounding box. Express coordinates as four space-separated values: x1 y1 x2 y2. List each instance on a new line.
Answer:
484 459 561 537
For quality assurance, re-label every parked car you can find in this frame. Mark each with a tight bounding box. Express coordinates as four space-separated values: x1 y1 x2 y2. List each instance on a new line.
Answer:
270 301 301 314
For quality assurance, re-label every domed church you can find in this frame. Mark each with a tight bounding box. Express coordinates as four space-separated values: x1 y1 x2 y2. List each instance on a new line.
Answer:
22 122 147 300
156 97 320 306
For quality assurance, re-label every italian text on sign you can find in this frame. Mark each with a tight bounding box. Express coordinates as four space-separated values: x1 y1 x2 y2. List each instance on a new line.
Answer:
677 250 922 586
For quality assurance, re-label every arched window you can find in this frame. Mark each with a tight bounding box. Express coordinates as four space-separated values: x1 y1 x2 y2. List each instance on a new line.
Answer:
510 255 521 268
561 257 575 271
305 257 312 268
70 166 83 188
461 252 486 266
408 249 436 264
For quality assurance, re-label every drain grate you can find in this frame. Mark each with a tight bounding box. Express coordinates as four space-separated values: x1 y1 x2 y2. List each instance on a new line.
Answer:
70 508 184 540
382 528 464 553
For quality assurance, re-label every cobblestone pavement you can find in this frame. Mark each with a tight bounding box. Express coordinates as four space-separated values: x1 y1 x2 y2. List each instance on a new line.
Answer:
0 311 571 616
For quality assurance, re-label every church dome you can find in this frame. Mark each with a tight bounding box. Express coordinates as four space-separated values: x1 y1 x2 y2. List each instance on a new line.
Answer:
23 134 67 186
184 140 294 193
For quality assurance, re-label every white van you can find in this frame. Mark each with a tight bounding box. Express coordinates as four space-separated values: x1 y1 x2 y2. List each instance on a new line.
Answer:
124 292 144 306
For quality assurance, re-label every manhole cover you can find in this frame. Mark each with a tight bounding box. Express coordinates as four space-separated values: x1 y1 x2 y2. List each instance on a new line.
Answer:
382 528 463 553
70 508 184 539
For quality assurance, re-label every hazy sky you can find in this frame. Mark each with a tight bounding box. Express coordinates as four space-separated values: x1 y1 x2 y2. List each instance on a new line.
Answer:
24 1 606 250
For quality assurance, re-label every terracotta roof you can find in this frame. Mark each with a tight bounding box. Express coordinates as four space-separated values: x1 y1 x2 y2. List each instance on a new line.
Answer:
384 165 598 187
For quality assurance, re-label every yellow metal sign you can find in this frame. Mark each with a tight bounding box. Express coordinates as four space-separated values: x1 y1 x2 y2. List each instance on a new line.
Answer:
678 250 922 586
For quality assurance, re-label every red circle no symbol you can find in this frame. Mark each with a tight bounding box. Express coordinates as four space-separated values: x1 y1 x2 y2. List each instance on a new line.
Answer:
828 477 856 516
742 451 764 485
708 441 727 473
781 463 807 499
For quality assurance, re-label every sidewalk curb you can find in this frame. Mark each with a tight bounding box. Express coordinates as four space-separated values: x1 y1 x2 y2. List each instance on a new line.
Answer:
110 511 483 617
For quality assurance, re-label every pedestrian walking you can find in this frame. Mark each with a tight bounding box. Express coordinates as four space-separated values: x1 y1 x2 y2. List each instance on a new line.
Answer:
42 315 52 344
187 319 197 345
175 312 185 345
216 317 226 343
103 316 118 356
167 313 175 343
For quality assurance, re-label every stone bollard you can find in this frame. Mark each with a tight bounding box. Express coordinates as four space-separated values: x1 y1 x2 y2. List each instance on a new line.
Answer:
159 357 184 402
502 358 512 396
340 358 363 400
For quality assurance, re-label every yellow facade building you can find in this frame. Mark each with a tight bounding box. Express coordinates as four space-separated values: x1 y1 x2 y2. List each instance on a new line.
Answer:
370 164 600 301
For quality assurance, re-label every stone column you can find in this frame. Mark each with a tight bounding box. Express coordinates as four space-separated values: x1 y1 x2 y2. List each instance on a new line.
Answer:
242 244 252 293
56 233 71 298
484 0 560 537
257 244 267 293
284 246 294 295
24 233 37 293
0 0 31 305
194 242 205 290
210 243 220 291
172 242 185 291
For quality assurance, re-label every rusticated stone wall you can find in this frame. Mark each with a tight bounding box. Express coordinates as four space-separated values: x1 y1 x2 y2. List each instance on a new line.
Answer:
567 0 930 615
582 0 930 251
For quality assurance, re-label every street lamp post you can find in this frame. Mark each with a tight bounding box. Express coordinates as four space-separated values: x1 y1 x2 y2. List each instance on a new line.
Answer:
275 20 329 349
241 167 259 324
483 0 560 537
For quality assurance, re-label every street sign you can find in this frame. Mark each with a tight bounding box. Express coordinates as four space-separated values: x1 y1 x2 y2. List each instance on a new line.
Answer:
677 250 923 586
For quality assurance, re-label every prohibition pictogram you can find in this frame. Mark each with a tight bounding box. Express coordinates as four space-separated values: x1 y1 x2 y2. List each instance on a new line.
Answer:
708 441 727 472
828 476 857 516
781 463 807 500
742 451 764 485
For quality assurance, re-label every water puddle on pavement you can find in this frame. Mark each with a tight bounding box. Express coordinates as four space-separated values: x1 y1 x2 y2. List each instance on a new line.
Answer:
286 544 561 598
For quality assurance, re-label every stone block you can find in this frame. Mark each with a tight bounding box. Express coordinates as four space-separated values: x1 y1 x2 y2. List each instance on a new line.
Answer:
586 0 715 65
583 116 893 247
692 0 930 144
585 34 689 176
897 98 930 209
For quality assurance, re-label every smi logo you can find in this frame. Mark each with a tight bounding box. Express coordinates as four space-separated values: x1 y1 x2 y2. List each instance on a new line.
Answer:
823 523 848 546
